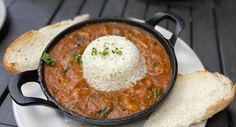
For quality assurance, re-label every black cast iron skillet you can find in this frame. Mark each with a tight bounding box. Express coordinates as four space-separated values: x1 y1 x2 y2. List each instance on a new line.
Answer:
8 12 184 126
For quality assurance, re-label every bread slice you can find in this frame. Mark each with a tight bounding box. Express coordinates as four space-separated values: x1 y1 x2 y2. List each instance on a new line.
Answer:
3 14 90 74
143 71 236 127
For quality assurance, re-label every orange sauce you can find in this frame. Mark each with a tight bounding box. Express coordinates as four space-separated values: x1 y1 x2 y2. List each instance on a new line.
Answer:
44 22 171 119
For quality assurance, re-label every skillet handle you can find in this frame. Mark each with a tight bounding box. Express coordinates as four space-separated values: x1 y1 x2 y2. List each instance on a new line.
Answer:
8 70 57 108
146 12 184 46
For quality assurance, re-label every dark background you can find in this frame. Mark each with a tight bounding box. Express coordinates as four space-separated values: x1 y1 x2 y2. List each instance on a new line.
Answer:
0 0 235 127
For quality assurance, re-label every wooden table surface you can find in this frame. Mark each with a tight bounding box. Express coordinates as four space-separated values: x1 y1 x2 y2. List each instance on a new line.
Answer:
0 0 235 126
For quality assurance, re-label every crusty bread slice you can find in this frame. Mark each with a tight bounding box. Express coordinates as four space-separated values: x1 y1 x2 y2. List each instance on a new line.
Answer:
144 71 236 127
3 14 90 74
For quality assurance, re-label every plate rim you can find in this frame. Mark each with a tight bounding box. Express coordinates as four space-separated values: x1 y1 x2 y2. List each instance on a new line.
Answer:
0 0 6 30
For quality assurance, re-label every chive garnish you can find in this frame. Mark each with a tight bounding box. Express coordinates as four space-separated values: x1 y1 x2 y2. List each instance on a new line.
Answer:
99 47 109 57
152 62 158 68
91 47 98 56
97 108 108 115
93 47 123 57
114 47 122 56
41 52 56 67
74 52 83 64
97 105 113 117
152 87 162 98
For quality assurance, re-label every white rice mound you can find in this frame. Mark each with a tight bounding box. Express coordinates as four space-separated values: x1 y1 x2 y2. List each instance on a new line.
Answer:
82 35 147 92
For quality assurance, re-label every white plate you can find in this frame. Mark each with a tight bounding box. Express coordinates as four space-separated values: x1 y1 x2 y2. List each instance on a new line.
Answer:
12 25 206 127
0 0 6 30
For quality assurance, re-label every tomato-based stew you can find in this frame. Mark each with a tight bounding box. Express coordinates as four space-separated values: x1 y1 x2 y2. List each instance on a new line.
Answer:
43 22 172 119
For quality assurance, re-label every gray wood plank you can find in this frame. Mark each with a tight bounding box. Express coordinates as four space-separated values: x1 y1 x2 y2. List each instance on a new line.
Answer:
169 6 191 46
215 0 236 126
192 6 229 127
145 1 168 27
79 0 105 18
0 0 60 95
215 0 236 83
3 0 15 7
101 0 127 18
0 66 9 102
0 95 17 126
123 0 147 19
164 0 215 8
192 7 221 71
0 0 63 50
0 124 16 127
206 110 229 127
51 0 85 23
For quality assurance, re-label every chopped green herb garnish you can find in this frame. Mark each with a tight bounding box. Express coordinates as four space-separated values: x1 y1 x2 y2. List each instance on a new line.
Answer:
97 106 113 117
152 62 158 68
97 108 108 115
91 47 98 56
99 47 109 57
41 52 56 67
74 52 83 64
93 47 123 57
152 87 162 98
114 47 122 56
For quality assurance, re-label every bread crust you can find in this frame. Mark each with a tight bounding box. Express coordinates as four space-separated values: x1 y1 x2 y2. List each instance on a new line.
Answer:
3 14 89 74
194 72 236 123
3 31 36 74
144 71 235 127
